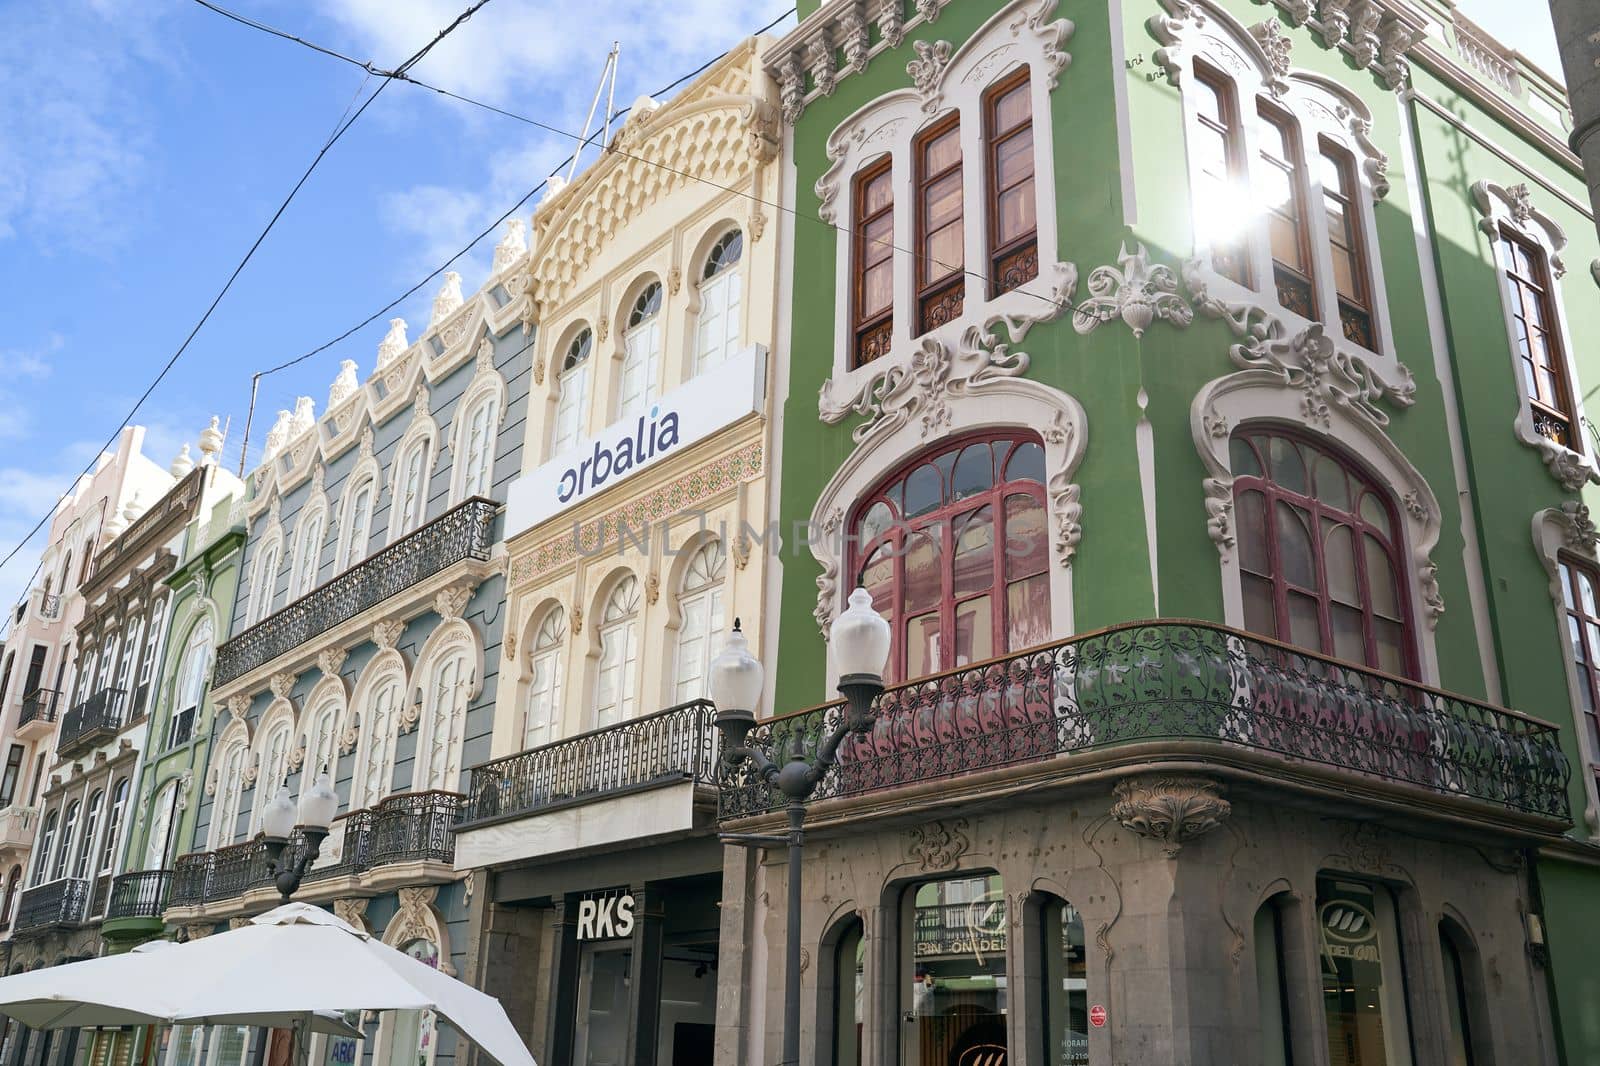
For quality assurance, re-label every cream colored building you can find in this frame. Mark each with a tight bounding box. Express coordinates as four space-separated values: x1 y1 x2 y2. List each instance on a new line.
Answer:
452 36 781 1066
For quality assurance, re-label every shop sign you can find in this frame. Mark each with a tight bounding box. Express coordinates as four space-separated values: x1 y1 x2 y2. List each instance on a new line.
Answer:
577 892 636 941
1320 899 1380 964
329 1041 358 1065
507 344 766 536
1088 1004 1107 1028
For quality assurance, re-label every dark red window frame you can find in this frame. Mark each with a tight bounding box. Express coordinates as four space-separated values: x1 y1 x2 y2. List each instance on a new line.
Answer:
914 113 965 336
852 157 896 368
1231 427 1417 679
1557 554 1600 797
850 432 1051 685
1256 102 1319 323
1496 226 1577 449
985 66 1038 298
1192 62 1252 288
1318 139 1377 353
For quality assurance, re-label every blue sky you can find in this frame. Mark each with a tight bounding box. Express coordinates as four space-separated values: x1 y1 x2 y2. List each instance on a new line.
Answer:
0 0 1563 626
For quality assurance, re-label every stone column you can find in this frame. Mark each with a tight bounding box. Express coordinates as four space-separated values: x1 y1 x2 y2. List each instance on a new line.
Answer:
713 844 757 1066
1549 0 1600 231
543 896 581 1066
623 884 667 1066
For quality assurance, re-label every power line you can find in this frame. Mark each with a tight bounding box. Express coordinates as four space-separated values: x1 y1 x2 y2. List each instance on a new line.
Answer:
0 0 497 587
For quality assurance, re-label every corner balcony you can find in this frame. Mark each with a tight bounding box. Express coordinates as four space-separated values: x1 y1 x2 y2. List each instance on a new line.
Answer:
57 687 129 759
164 791 461 921
16 689 60 741
212 497 497 693
718 622 1572 836
0 806 39 853
453 700 718 869
13 877 91 936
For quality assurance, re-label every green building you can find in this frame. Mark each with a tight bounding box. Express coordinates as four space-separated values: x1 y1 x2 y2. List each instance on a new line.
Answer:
710 0 1600 1063
101 436 245 952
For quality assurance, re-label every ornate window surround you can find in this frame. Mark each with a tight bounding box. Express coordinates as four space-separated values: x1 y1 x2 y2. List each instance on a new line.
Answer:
1150 0 1404 387
246 500 284 626
1191 341 1445 684
447 338 509 506
1531 501 1600 833
206 722 251 850
408 617 481 793
1470 179 1599 491
814 0 1075 406
248 709 294 833
349 646 408 809
809 342 1086 689
336 427 382 572
298 674 348 784
386 392 440 545
288 471 329 602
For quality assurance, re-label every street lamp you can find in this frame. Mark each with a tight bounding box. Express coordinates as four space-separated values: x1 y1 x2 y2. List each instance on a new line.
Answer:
260 771 338 902
709 588 890 1066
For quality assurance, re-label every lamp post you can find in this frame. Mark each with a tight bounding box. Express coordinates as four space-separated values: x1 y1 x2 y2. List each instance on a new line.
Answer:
259 771 339 902
709 588 891 1066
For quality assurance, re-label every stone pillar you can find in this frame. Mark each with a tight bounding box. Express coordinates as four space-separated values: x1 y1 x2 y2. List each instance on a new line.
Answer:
624 884 667 1066
464 877 544 1066
713 844 757 1066
544 896 581 1066
1549 0 1600 231
861 899 897 1066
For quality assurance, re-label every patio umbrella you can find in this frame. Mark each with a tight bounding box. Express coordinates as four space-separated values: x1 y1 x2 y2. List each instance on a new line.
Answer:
0 904 534 1066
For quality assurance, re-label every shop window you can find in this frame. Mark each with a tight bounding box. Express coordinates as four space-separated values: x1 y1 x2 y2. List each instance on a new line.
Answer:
853 434 1050 683
1495 227 1576 449
620 281 664 421
573 945 632 1064
525 608 566 749
1255 896 1294 1066
1317 877 1413 1066
985 67 1038 297
673 541 727 703
1556 555 1600 800
594 576 641 728
903 873 1008 1065
696 230 744 374
852 159 896 368
831 917 866 1066
553 327 594 455
1229 429 1415 677
1040 896 1087 1066
915 116 965 336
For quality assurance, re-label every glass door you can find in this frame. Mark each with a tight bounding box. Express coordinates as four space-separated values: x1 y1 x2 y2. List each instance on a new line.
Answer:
573 945 632 1066
902 874 1009 1066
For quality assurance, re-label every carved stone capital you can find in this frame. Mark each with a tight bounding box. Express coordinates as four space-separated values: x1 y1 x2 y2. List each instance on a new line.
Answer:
373 619 406 650
1110 775 1230 856
268 672 297 700
317 647 349 679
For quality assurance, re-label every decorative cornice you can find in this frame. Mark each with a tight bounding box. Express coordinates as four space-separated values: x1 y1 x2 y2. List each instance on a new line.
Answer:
1243 0 1424 91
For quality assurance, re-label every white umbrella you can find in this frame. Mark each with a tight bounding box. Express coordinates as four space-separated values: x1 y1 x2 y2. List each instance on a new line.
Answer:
0 904 534 1066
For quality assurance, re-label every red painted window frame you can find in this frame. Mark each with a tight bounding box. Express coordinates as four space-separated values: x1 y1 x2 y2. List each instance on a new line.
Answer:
1557 554 1600 796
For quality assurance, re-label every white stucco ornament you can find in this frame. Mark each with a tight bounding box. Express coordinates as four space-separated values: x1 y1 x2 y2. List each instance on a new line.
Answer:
1072 243 1194 340
377 318 409 367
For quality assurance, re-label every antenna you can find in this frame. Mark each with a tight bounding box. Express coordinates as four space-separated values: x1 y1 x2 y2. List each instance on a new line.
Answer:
566 42 621 185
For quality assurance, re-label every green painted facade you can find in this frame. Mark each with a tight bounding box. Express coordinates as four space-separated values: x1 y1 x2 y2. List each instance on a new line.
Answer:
102 483 245 950
772 0 1600 1059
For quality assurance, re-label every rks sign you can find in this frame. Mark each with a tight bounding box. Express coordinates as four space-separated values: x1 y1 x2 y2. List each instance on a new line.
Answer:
576 892 636 941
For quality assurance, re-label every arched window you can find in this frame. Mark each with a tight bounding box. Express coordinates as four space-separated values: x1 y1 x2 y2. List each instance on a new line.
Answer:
257 721 293 814
32 811 57 885
139 598 166 691
72 790 103 880
290 505 327 599
903 873 1008 1062
57 551 72 595
145 780 180 871
381 938 441 1066
525 607 566 749
170 618 213 749
827 916 865 1066
305 698 340 782
210 740 248 848
459 395 498 500
914 115 965 336
1229 428 1414 676
1440 921 1484 1066
852 434 1051 683
594 577 641 727
396 439 431 537
553 327 593 455
355 669 404 808
248 539 281 625
340 476 376 569
54 801 80 880
619 281 664 419
99 778 128 875
419 648 470 792
673 542 726 703
695 231 743 373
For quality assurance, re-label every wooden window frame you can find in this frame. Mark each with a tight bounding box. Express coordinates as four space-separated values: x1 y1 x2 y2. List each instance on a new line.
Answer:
851 157 895 369
984 66 1038 298
1318 138 1377 353
1558 554 1600 795
1193 62 1253 288
914 113 965 337
1256 101 1319 323
1497 225 1578 448
1231 427 1418 678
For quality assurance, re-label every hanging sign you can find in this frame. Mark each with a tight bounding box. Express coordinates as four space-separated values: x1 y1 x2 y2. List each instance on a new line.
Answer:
576 891 636 941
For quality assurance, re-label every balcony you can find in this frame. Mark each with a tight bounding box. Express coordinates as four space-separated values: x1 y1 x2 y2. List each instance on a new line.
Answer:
0 806 38 852
16 689 60 739
167 791 461 917
57 687 129 757
30 589 60 623
106 869 172 921
718 622 1572 830
14 877 90 935
453 700 718 868
214 497 497 689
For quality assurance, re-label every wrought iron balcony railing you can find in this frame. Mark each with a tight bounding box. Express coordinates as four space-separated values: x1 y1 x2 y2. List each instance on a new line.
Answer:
214 498 497 687
14 877 90 934
457 700 718 828
718 621 1572 823
17 689 60 729
57 687 128 756
34 592 60 621
168 791 462 910
106 869 172 921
